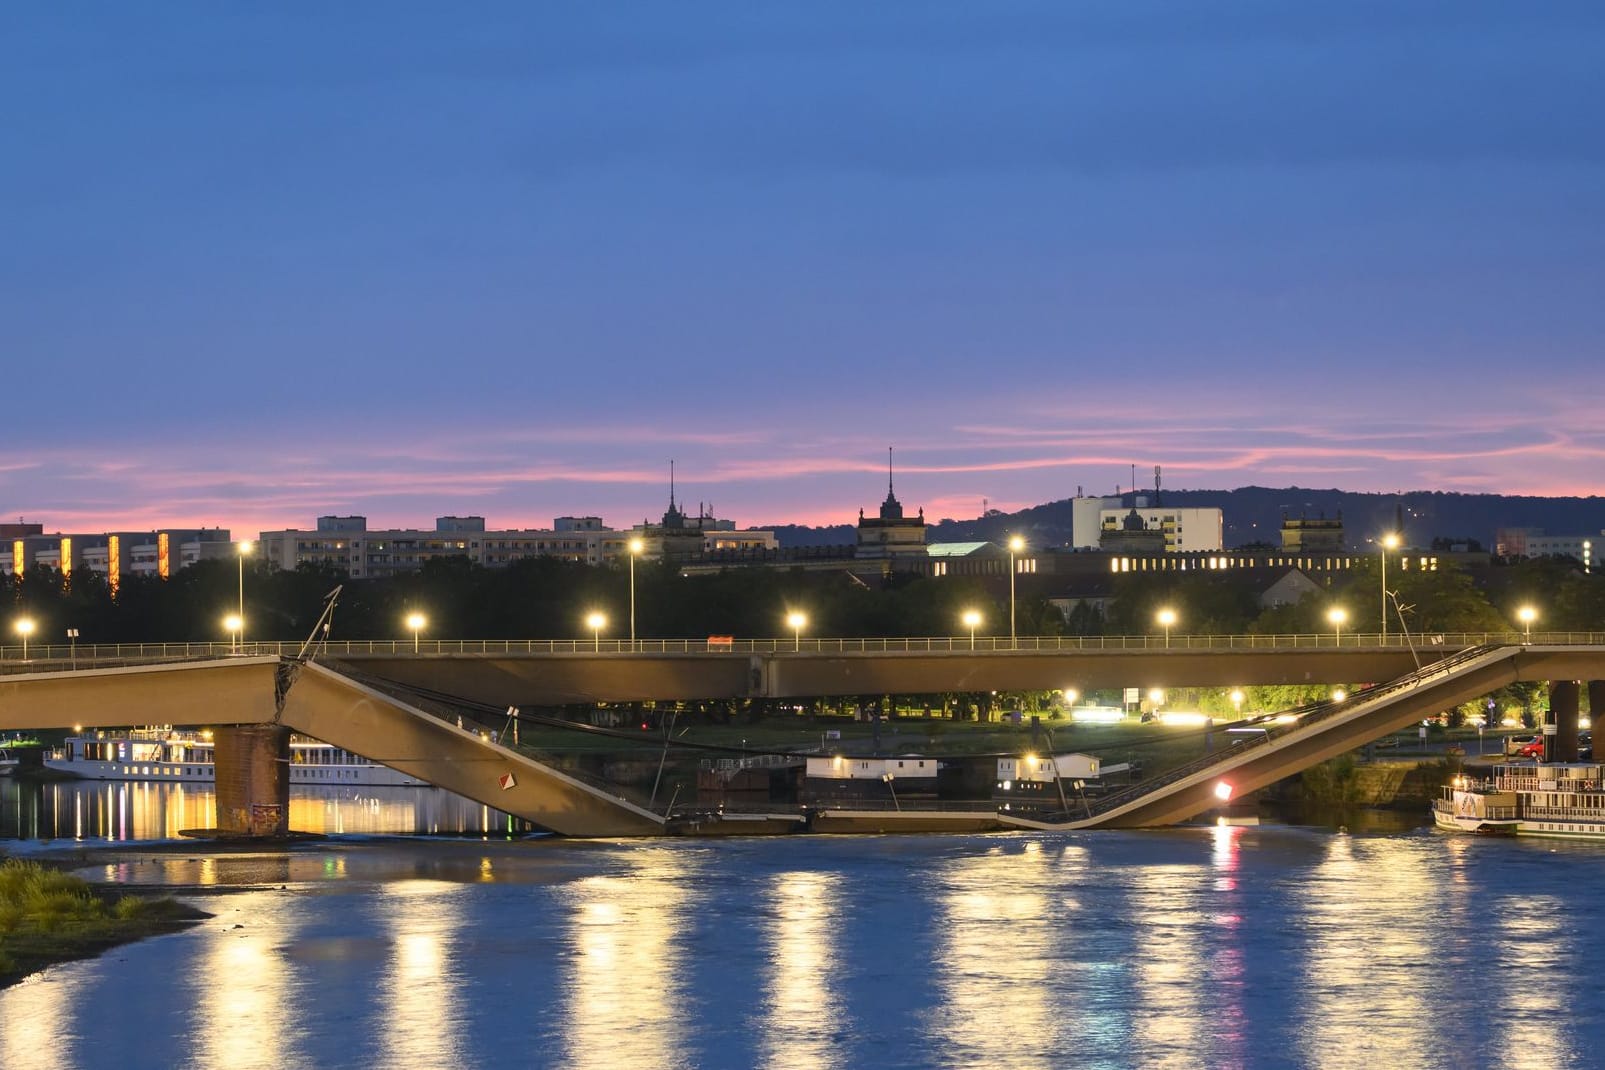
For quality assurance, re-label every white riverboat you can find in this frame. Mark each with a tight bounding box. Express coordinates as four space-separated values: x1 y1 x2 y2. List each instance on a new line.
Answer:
1434 762 1605 839
46 728 425 787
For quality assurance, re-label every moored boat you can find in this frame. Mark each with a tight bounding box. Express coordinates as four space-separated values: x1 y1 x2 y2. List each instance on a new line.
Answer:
45 728 425 787
1434 762 1605 839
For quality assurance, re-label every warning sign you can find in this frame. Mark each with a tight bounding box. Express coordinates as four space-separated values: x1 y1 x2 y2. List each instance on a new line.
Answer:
498 772 517 791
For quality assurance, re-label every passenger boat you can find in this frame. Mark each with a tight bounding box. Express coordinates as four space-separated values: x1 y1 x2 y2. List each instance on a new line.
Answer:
45 728 425 787
1433 762 1605 838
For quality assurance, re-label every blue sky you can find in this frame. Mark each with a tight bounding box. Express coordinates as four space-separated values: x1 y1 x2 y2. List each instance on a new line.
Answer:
3 2 1602 537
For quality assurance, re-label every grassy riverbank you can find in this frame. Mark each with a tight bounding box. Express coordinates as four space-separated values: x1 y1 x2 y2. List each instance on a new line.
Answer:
0 858 208 989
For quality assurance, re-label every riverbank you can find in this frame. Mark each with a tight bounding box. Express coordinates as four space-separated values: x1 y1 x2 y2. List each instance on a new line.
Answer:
0 856 209 989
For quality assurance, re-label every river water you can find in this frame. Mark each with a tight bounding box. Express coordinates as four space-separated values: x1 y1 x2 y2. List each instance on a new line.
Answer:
2 782 1603 1070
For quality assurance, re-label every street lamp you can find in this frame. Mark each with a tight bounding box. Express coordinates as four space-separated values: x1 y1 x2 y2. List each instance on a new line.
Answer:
14 617 35 661
223 613 243 654
1156 607 1177 648
236 540 253 648
962 609 982 650
1007 535 1025 648
1517 605 1537 644
405 612 427 653
66 627 79 670
586 611 607 652
1230 688 1245 718
786 611 807 651
628 537 645 649
1380 533 1400 641
1327 606 1348 646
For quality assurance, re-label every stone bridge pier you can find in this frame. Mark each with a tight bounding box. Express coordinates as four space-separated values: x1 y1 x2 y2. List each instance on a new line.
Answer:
212 724 290 837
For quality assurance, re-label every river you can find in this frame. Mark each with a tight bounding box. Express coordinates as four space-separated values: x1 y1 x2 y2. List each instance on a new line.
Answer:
2 781 1602 1069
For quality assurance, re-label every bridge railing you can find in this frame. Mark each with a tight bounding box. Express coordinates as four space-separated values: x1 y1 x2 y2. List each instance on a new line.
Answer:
2 631 1601 665
1038 643 1511 824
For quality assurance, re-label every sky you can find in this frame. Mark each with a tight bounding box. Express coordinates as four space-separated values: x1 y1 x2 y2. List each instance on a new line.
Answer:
3 2 1603 539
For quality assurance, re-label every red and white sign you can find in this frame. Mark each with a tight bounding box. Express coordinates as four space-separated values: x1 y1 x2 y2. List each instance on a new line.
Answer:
498 772 517 791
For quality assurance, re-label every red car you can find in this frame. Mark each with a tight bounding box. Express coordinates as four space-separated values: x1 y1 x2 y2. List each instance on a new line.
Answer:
1516 738 1546 759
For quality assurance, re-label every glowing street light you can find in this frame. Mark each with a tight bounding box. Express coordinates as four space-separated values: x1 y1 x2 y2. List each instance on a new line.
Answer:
1332 688 1348 702
1327 606 1348 645
235 540 253 648
628 537 645 649
1007 535 1026 648
405 612 427 653
1156 607 1178 648
1379 533 1400 641
1230 688 1245 717
14 617 36 661
961 609 982 650
585 611 607 652
223 613 243 654
786 611 807 651
1517 605 1537 644
1063 687 1079 706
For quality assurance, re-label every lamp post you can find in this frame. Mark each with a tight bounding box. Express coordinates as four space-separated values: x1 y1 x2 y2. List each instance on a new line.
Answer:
1517 605 1537 644
628 538 644 650
962 609 982 651
1007 535 1025 648
15 617 35 661
786 611 807 651
223 613 243 654
405 612 426 653
1230 688 1245 718
1380 533 1399 641
586 611 607 652
1327 606 1348 646
66 627 79 670
236 540 253 648
1156 607 1177 648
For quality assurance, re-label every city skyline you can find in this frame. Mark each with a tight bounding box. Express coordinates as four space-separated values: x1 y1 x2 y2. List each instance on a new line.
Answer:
5 4 1602 539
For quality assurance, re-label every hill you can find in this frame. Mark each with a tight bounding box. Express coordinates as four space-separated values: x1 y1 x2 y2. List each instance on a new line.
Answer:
764 488 1605 550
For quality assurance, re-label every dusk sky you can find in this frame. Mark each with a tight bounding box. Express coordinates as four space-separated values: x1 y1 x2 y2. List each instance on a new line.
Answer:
4 3 1602 540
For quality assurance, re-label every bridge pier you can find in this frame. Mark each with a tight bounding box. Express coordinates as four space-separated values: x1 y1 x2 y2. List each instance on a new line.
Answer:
212 724 290 837
1550 681 1581 763
1591 683 1605 748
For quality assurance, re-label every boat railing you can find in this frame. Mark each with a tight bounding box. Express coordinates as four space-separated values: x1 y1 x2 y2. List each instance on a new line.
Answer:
1520 805 1605 821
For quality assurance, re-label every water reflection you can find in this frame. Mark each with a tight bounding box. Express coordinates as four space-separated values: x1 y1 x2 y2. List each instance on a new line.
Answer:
1297 836 1437 1069
1128 858 1208 1064
759 870 842 1070
376 881 469 1068
930 840 1058 1068
0 779 522 841
191 893 301 1070
1489 892 1578 1070
562 848 693 1070
0 968 80 1069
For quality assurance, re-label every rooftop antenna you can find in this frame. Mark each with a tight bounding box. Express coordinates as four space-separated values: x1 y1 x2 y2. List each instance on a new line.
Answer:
669 460 676 512
1130 464 1137 504
1154 464 1162 508
888 446 895 497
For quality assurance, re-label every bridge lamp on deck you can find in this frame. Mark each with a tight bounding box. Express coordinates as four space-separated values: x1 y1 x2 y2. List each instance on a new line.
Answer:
1007 535 1026 648
14 616 36 661
235 540 253 647
222 613 243 654
786 611 807 652
405 612 427 653
1155 607 1178 648
585 611 607 652
961 609 983 650
1517 605 1537 644
1327 606 1348 646
1214 781 1234 802
627 537 646 648
1379 533 1400 641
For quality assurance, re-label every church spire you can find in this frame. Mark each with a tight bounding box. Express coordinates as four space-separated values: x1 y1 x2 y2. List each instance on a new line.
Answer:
879 446 904 520
662 459 685 528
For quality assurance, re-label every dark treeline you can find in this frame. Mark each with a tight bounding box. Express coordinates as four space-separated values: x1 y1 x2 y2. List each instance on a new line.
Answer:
3 553 1602 647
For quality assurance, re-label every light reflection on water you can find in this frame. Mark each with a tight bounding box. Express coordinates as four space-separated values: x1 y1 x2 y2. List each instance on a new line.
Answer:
0 778 523 841
5 829 1605 1069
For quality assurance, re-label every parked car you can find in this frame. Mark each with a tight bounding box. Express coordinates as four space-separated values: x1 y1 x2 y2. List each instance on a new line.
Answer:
1516 738 1546 759
1505 734 1540 756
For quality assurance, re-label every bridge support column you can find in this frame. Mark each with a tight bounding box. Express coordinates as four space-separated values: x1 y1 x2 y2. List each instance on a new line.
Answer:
1550 681 1580 763
213 724 290 837
1589 683 1605 751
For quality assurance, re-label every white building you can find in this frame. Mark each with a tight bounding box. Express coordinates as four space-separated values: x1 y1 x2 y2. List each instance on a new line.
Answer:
1070 493 1222 552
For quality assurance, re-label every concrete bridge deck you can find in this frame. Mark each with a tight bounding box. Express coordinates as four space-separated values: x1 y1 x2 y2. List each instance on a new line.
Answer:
3 639 1603 837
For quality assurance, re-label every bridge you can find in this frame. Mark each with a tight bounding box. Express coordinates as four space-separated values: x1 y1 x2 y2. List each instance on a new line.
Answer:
2 634 1602 838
